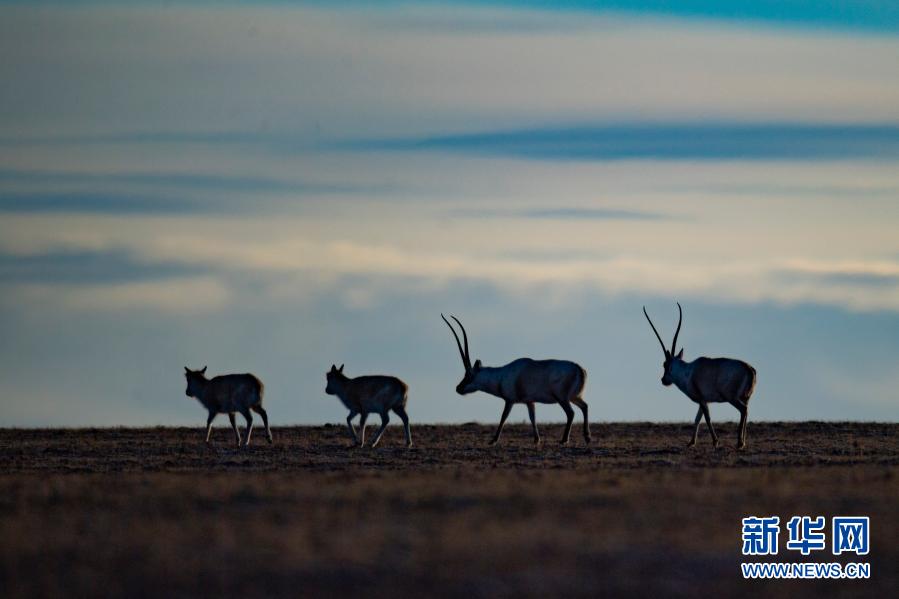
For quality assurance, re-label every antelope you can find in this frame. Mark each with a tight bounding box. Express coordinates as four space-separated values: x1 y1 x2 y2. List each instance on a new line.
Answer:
441 314 590 446
325 364 412 448
642 303 757 449
183 366 273 447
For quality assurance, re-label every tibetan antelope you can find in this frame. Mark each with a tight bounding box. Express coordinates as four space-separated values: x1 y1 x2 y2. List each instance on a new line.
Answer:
325 364 412 448
441 314 590 446
184 366 273 447
643 303 757 449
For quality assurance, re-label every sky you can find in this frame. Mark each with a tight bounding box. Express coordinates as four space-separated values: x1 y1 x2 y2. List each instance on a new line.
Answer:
0 1 897 427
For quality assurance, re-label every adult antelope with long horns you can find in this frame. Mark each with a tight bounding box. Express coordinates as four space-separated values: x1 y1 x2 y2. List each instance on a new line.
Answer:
441 314 590 446
643 303 757 449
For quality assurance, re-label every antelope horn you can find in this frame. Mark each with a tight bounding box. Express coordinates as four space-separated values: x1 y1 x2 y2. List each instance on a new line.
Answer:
450 315 470 368
441 313 471 372
643 306 669 357
671 302 683 356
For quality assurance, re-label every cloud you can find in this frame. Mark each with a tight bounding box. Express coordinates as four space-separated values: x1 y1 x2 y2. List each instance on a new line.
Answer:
345 123 899 161
0 131 266 146
426 1 899 33
449 207 669 220
0 168 367 195
777 260 899 288
3 5 899 145
0 247 225 313
0 248 205 284
668 182 899 199
0 184 388 215
6 277 230 313
6 226 898 313
0 192 208 214
13 1 899 33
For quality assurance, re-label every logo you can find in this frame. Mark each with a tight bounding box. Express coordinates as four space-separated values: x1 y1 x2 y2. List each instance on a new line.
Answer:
832 517 869 556
740 515 871 579
786 516 826 555
741 516 780 556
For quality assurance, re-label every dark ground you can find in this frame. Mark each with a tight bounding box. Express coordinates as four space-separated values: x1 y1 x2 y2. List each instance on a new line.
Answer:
0 422 896 598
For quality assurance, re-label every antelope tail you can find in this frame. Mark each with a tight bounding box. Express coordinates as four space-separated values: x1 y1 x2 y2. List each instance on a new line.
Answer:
571 365 587 399
741 366 757 404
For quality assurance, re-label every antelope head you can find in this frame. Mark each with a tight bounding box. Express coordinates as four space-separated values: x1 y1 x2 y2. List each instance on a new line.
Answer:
184 365 207 397
643 303 684 386
325 363 345 395
441 314 483 395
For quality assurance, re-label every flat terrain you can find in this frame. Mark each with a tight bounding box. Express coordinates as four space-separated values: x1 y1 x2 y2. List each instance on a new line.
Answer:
0 422 896 598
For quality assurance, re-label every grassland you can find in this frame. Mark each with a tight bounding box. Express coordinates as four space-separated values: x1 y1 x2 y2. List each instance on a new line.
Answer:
0 422 896 597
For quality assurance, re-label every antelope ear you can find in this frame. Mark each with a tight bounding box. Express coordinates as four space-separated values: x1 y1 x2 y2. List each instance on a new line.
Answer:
473 359 482 370
338 364 344 373
184 366 190 373
200 366 207 374
329 364 336 372
676 349 683 359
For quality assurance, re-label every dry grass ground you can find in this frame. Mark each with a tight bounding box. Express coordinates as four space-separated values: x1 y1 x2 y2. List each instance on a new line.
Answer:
0 422 896 598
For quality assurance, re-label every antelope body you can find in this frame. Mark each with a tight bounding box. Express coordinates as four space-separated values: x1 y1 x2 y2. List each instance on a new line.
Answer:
325 364 412 448
643 304 756 449
184 366 273 447
441 314 590 446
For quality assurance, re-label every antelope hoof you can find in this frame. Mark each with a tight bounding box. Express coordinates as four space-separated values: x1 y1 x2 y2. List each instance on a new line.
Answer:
686 439 696 448
559 439 570 447
487 438 498 446
713 439 721 449
533 437 541 446
405 441 413 448
737 441 746 450
584 436 592 445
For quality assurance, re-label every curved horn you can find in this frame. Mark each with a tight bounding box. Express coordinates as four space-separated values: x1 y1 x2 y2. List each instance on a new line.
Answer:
643 306 669 357
671 302 683 356
450 315 470 367
441 314 471 371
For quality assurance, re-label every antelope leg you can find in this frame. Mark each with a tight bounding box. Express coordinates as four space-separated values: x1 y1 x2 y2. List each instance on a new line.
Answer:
526 402 540 444
205 412 216 444
345 410 359 445
358 412 369 446
228 412 241 447
489 402 513 445
571 397 590 443
700 403 719 447
393 405 412 447
559 400 574 445
252 405 273 444
688 406 702 447
240 409 253 447
737 403 748 449
369 412 390 448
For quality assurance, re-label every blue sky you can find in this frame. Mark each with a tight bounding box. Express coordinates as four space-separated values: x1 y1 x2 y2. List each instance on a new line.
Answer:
0 1 897 426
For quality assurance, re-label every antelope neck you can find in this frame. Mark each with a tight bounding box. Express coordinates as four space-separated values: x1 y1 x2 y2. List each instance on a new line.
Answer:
669 359 697 399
